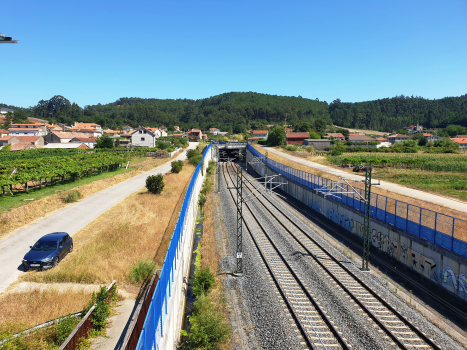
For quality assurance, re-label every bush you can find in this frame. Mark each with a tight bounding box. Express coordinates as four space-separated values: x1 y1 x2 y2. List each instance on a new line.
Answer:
81 286 111 331
192 266 215 296
146 174 164 194
188 155 203 166
130 259 156 284
188 295 229 349
0 144 12 152
286 144 299 151
55 314 78 345
257 139 267 145
305 145 315 153
171 160 183 173
156 140 171 150
186 148 200 159
166 147 174 153
62 190 81 203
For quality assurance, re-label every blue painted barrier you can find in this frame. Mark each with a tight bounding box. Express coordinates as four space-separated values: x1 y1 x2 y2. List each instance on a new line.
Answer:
247 144 467 258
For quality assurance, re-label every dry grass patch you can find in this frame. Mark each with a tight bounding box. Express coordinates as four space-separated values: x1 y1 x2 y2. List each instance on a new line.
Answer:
254 145 467 221
0 156 178 241
22 163 196 286
0 288 92 332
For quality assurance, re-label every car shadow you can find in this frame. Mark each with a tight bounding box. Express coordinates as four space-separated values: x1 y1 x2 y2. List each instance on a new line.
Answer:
17 263 28 272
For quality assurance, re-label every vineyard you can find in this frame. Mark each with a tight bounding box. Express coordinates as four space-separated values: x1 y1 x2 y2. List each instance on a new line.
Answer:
0 147 163 195
329 153 467 172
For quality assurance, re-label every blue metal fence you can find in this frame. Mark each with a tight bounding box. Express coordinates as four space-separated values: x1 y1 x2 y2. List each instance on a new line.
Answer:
248 144 467 258
136 144 211 350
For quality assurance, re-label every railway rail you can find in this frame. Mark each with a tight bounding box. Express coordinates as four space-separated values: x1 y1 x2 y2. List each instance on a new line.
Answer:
223 163 352 349
223 162 442 350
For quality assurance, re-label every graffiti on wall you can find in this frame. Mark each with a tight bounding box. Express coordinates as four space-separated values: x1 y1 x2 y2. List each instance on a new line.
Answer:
326 206 466 298
309 199 321 214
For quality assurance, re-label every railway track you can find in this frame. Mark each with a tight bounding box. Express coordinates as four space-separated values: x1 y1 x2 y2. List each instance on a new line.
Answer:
223 163 349 350
223 162 442 350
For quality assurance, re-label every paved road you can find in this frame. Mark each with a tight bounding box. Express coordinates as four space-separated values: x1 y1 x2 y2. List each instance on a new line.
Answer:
264 147 467 214
0 143 197 294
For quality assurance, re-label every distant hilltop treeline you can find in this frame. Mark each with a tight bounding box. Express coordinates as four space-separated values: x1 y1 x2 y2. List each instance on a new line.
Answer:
2 92 467 132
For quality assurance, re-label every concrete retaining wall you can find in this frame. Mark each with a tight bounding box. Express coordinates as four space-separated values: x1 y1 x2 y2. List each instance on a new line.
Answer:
157 151 211 350
247 149 467 301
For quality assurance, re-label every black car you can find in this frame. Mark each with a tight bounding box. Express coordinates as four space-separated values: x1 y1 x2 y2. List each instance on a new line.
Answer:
22 232 73 271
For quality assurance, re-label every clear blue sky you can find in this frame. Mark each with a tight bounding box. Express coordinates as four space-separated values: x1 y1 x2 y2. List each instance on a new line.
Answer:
1 0 466 108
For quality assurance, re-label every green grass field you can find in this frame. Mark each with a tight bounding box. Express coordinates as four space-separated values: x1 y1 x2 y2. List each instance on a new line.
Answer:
372 169 467 200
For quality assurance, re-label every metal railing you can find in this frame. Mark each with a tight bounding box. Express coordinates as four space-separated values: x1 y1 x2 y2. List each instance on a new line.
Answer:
58 280 117 350
136 144 211 350
248 144 467 258
121 272 160 350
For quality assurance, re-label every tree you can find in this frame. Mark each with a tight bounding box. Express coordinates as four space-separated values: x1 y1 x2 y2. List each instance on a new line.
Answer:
445 124 466 137
95 135 114 148
418 137 428 146
267 127 286 146
309 132 321 139
294 121 311 132
314 119 327 133
146 174 165 194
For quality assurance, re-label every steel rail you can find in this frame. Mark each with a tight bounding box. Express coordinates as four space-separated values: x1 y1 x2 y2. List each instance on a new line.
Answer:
223 163 349 350
241 163 442 350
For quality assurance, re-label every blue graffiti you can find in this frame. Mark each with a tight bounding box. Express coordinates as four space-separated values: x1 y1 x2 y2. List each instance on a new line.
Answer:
327 207 353 232
309 199 321 214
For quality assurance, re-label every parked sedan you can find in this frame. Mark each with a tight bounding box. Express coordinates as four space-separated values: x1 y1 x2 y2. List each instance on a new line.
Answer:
22 232 73 271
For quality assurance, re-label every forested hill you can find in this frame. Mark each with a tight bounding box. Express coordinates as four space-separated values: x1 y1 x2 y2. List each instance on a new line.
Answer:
30 92 330 132
5 92 467 132
329 95 467 131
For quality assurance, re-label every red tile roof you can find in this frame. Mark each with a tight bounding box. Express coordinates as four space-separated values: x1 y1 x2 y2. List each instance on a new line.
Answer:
423 133 433 137
451 138 467 144
253 130 268 135
15 136 41 143
286 132 310 138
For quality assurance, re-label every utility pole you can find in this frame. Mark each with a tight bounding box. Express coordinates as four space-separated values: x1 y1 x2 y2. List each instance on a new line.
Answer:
235 166 243 275
362 167 373 271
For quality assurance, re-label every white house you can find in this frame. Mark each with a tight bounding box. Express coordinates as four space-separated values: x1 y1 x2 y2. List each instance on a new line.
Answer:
70 137 97 149
9 123 47 136
131 127 161 147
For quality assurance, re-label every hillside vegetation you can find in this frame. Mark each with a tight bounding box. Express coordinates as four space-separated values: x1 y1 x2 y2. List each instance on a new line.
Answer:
4 92 467 133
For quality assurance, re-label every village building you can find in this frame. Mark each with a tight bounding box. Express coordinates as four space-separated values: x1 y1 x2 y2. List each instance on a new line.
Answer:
303 139 331 150
0 108 13 114
324 133 345 141
348 135 376 144
252 130 268 140
0 129 8 137
8 122 47 137
451 138 467 148
122 125 134 133
423 133 441 142
187 128 206 141
131 127 161 147
388 134 411 144
70 137 97 149
286 132 310 145
45 131 92 144
407 122 423 135
209 128 220 135
43 143 89 149
70 122 103 137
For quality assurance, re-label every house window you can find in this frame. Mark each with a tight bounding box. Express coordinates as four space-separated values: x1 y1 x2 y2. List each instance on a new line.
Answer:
139 130 143 134
141 137 145 141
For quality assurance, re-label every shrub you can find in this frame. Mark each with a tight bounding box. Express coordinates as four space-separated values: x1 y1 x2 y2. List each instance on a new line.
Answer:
186 148 200 159
166 147 174 153
130 259 156 284
55 314 78 345
188 295 229 349
286 144 299 151
156 140 171 150
81 286 111 331
171 160 183 173
192 266 215 296
257 139 267 145
188 155 203 166
62 190 81 203
0 144 12 152
305 145 314 153
146 174 164 194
